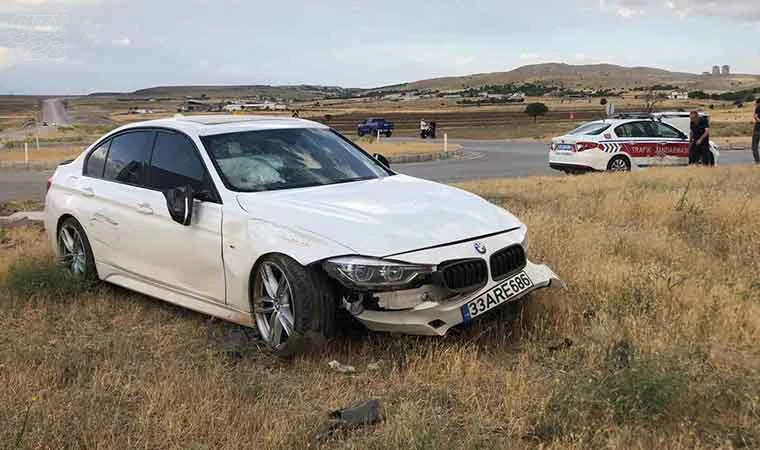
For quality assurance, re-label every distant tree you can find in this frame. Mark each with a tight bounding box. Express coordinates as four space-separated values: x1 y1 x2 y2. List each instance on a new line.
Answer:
524 102 549 122
600 98 608 106
642 88 664 113
709 104 715 110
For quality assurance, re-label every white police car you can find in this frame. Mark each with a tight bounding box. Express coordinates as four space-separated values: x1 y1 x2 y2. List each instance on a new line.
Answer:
549 112 719 173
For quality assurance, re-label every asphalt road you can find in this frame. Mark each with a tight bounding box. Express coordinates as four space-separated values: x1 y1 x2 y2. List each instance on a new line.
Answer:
41 98 71 127
0 139 756 203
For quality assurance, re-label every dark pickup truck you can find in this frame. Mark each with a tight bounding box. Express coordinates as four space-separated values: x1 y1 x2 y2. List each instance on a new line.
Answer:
357 118 394 137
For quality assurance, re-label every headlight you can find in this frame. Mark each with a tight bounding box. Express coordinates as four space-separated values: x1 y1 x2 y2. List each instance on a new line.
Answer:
323 256 435 291
521 230 529 252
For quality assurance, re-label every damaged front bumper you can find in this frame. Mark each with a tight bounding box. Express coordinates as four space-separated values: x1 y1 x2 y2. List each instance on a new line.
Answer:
351 260 564 336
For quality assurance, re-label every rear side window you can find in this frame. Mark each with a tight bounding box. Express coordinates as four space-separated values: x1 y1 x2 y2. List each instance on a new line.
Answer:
103 131 154 186
149 132 207 191
84 140 109 177
615 122 655 138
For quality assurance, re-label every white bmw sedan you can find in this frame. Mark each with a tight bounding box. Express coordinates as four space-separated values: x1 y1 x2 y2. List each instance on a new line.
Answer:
45 115 563 355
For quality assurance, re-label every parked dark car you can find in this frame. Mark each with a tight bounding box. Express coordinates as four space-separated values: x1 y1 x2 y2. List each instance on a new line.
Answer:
358 118 394 137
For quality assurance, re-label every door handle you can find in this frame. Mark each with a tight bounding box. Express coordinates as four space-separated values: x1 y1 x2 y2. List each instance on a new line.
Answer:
136 202 154 215
80 186 95 197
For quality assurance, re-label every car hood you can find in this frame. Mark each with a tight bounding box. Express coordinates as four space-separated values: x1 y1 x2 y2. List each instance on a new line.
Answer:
236 174 523 257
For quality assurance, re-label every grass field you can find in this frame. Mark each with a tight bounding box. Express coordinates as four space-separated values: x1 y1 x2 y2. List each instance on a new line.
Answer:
1 166 759 449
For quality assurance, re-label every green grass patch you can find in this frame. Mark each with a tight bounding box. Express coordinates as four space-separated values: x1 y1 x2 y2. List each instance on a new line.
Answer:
2 255 90 301
533 347 688 442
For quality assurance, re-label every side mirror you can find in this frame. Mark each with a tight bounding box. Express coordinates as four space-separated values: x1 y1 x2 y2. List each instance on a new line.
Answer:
163 185 194 226
373 153 390 168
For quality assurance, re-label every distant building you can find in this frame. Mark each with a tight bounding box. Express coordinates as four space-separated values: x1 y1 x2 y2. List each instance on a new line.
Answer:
722 65 730 76
712 65 721 76
669 91 689 100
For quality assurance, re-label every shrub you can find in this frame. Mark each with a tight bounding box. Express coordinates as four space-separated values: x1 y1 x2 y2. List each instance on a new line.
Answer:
524 102 549 122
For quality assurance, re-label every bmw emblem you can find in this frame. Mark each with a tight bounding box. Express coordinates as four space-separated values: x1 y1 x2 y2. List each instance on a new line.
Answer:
474 242 487 254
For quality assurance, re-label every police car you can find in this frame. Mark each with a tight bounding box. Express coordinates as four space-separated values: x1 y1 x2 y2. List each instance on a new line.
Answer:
549 112 719 173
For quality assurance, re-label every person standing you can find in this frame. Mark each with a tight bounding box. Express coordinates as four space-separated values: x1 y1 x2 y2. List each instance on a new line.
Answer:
689 111 711 166
752 98 760 164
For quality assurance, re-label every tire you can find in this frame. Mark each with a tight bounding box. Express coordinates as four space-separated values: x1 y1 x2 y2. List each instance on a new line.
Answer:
607 155 631 172
57 217 98 280
251 254 336 357
385 131 392 137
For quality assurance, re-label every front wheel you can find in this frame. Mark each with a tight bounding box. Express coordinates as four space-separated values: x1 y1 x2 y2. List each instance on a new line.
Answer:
251 254 336 357
607 156 631 172
384 131 392 137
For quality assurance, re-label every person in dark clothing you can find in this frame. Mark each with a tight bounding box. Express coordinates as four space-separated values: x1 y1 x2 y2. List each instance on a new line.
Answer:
689 111 711 166
752 99 760 164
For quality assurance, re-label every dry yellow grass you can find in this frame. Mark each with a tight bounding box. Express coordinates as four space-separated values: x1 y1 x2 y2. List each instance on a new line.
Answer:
1 166 760 449
0 146 81 162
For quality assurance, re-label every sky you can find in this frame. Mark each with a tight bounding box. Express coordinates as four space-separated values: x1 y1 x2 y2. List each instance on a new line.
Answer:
0 0 759 94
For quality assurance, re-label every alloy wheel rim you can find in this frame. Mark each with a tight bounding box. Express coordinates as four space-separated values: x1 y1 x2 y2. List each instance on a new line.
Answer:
58 224 86 276
610 159 628 172
253 262 295 347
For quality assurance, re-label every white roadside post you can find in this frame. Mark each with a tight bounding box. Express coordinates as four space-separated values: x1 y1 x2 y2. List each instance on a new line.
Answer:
376 129 381 143
444 133 448 154
24 142 29 166
35 134 40 152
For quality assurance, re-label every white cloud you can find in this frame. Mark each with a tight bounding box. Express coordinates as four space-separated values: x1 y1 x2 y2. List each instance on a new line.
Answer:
616 6 643 17
604 0 760 21
0 46 21 70
519 52 540 60
0 0 103 13
455 55 475 66
0 20 60 33
111 38 130 47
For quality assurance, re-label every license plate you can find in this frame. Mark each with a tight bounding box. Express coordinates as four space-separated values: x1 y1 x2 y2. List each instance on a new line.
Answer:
461 271 533 321
555 144 574 152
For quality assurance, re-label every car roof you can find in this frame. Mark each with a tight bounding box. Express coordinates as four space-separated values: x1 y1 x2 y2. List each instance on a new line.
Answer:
114 114 328 137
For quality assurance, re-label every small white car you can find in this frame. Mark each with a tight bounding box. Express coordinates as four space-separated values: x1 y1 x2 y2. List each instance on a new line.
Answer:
44 115 563 355
549 112 719 173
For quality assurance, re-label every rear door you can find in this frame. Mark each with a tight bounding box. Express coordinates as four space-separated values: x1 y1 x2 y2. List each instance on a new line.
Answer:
93 130 157 275
614 121 659 167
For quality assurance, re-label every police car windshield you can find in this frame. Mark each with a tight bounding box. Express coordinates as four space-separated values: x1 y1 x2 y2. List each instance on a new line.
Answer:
569 122 611 136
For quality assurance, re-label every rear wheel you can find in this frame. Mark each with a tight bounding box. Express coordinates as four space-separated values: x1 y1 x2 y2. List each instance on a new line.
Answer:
385 131 392 137
607 156 631 172
57 217 97 280
251 255 336 357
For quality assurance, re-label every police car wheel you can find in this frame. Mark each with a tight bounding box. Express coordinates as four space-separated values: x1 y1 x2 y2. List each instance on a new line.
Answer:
608 156 631 172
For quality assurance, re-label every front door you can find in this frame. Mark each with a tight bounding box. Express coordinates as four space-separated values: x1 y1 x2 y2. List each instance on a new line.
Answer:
136 130 226 303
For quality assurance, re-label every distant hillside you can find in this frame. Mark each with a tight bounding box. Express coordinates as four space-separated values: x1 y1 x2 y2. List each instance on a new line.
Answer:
380 63 760 92
90 84 360 101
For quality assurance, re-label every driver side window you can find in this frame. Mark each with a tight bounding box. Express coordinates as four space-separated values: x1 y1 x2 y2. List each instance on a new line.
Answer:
653 122 683 139
148 131 217 201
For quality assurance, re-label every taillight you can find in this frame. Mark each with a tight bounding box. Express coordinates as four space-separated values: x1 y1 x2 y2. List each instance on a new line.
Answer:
46 176 53 193
575 142 600 152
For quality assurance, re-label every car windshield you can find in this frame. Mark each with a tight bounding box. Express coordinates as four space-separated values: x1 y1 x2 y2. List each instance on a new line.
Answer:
200 128 390 192
568 122 611 136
